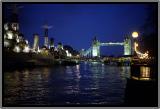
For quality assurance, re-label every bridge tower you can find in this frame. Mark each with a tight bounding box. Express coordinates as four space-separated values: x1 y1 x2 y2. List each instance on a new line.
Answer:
124 36 131 55
42 22 52 48
92 37 100 57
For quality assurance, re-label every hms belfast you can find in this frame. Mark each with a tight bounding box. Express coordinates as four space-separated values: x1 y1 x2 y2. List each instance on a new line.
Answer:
4 4 79 70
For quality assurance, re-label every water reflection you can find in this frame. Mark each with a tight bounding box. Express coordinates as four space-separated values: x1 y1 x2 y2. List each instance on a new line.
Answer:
131 66 151 81
140 67 150 79
119 66 131 80
125 65 156 106
4 62 131 106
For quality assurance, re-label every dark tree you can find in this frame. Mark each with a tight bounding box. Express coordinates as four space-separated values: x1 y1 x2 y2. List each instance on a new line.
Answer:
139 4 157 58
63 45 79 56
63 45 74 52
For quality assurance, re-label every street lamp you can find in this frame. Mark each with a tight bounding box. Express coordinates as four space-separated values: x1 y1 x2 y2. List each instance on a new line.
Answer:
132 31 139 56
132 31 138 38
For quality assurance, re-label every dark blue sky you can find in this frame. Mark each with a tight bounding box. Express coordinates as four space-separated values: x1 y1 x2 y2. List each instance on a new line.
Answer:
4 3 151 56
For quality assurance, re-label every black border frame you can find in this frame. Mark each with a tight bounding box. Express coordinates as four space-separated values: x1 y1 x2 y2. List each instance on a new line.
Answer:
2 1 158 107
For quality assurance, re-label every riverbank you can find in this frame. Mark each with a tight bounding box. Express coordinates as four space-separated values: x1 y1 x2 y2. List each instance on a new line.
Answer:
4 51 79 70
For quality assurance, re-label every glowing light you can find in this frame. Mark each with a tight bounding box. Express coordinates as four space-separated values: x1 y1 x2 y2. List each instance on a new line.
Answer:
101 42 124 46
68 53 71 57
16 38 20 43
23 46 30 53
25 40 28 44
92 47 98 57
132 31 138 38
37 46 41 53
140 78 150 80
134 41 149 59
7 31 13 39
4 34 7 39
136 50 149 59
50 45 54 48
4 40 10 47
140 67 150 78
4 23 9 31
12 23 19 31
76 65 80 70
134 42 138 52
44 37 48 47
54 47 58 51
66 50 72 57
13 46 20 53
124 38 131 55
31 46 41 53
131 76 139 80
66 50 69 56
31 46 40 53
33 34 39 51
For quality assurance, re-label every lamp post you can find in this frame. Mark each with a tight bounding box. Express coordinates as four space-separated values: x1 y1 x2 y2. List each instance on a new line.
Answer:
132 31 139 56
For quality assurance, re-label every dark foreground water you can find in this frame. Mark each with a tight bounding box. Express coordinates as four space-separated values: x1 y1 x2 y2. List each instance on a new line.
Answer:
4 62 131 106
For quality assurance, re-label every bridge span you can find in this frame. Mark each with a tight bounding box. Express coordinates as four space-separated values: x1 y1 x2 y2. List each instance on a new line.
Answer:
81 36 131 57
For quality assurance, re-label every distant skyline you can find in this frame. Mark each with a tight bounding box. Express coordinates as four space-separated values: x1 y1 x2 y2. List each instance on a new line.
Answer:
4 3 155 56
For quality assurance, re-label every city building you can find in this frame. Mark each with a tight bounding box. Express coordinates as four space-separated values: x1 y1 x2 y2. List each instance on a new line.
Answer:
4 4 30 53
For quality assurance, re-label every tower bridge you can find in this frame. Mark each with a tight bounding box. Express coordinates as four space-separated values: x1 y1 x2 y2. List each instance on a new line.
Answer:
81 36 131 57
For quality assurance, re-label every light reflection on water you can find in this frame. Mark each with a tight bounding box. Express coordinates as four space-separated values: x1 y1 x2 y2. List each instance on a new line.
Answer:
4 62 130 106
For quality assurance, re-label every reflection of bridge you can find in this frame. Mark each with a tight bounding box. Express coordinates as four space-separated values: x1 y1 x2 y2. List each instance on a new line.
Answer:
81 37 131 57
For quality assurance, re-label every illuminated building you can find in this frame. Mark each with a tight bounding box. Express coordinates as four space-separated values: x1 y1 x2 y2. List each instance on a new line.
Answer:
92 37 100 57
44 36 49 48
4 4 30 53
42 23 52 48
80 49 85 57
66 50 69 56
33 34 39 52
49 38 54 49
124 37 131 55
4 40 10 47
57 42 63 50
13 45 20 53
66 50 72 57
10 4 20 32
4 23 9 31
6 31 14 39
23 45 30 53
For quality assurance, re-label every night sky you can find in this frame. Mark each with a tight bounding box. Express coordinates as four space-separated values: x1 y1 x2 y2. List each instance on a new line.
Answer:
4 3 151 56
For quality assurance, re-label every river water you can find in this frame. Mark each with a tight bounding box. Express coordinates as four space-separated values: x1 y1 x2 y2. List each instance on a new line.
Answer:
4 62 131 106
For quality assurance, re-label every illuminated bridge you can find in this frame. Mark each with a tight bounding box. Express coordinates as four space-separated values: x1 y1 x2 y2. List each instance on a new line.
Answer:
81 36 131 57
